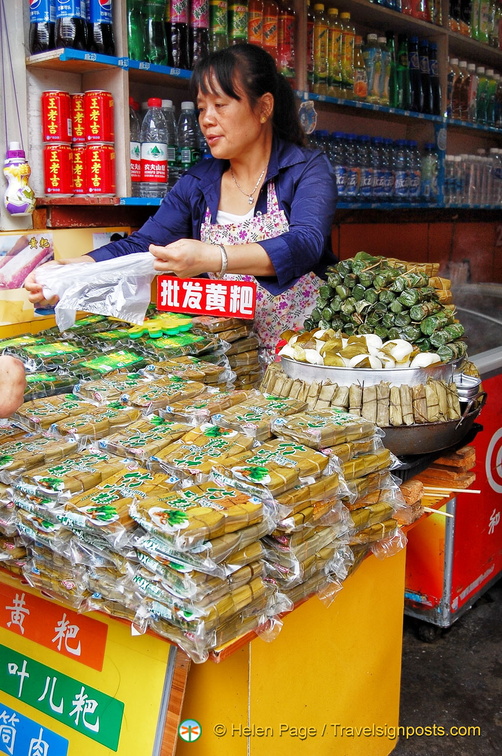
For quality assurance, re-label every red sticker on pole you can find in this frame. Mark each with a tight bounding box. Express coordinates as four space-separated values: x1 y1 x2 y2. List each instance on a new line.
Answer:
157 276 257 319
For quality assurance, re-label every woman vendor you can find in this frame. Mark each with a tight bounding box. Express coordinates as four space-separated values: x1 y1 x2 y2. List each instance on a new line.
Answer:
26 44 338 358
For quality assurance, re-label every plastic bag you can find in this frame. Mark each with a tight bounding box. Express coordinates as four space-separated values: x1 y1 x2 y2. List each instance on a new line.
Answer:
35 254 158 332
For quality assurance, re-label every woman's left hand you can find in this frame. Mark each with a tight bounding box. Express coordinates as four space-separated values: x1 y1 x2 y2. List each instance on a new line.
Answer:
149 239 221 278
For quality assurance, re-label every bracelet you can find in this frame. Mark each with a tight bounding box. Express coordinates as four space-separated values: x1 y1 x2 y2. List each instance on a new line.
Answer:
214 243 228 278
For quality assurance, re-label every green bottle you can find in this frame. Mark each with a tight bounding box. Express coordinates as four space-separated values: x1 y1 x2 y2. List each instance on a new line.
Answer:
395 34 411 111
386 32 398 109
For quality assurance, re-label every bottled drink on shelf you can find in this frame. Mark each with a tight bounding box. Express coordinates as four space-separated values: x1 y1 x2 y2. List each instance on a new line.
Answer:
486 69 498 125
408 36 423 113
443 154 456 204
364 34 381 104
370 137 385 202
228 0 248 45
162 100 179 188
453 59 468 118
140 97 168 198
381 138 395 201
313 3 328 95
471 0 481 39
495 73 502 126
378 36 391 106
328 132 346 196
459 0 472 34
307 0 315 91
449 0 462 30
488 0 500 46
340 11 355 98
129 97 142 197
420 142 439 202
463 62 478 121
55 0 88 50
393 140 409 202
429 42 441 115
411 0 428 20
343 134 360 198
476 66 488 123
386 33 398 108
209 0 229 51
177 101 200 174
478 0 491 42
170 0 190 69
407 140 422 200
29 0 56 54
353 36 368 101
144 0 169 65
190 0 210 68
395 35 411 110
446 57 460 117
489 148 502 202
87 0 115 56
262 0 279 61
357 136 373 200
419 40 432 114
127 0 145 61
278 0 296 86
327 7 343 97
247 0 264 46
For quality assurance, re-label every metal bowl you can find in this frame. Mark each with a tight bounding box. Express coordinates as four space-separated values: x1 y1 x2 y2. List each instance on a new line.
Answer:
380 394 486 456
453 373 482 401
281 356 457 387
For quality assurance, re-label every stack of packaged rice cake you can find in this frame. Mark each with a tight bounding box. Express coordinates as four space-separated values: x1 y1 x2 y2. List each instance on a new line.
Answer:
192 316 262 390
0 424 30 575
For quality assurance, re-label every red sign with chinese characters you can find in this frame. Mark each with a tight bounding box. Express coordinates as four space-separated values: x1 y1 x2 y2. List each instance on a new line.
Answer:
157 276 257 319
0 580 108 671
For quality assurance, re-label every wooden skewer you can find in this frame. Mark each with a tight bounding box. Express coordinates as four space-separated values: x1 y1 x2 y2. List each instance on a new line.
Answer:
423 487 481 494
422 506 455 518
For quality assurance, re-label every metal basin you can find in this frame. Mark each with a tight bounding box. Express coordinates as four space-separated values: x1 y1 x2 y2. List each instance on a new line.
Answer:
281 356 458 387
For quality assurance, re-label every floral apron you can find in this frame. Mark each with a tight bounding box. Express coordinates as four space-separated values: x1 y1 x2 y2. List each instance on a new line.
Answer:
200 181 320 359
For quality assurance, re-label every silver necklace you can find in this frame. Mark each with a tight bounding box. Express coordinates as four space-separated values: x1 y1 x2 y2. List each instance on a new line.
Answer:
230 166 266 205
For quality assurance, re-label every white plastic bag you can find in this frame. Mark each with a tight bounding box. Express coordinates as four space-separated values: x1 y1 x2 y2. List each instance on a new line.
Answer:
35 253 158 331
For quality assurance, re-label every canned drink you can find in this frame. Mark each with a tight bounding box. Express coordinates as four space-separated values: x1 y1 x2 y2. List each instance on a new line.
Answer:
85 143 116 195
41 90 72 143
71 93 86 144
43 144 73 196
72 144 86 194
84 90 115 143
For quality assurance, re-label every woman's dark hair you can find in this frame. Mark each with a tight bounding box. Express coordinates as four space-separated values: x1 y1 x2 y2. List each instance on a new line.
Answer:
191 44 305 146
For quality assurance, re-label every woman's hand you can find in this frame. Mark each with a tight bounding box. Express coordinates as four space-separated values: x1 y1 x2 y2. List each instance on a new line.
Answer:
0 356 26 417
24 255 95 306
149 239 221 278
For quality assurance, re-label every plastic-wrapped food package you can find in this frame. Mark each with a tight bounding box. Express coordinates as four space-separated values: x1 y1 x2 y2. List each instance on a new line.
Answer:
99 415 193 462
341 448 395 481
126 376 206 413
16 507 73 557
0 423 26 446
73 372 153 404
12 393 94 432
150 424 255 484
67 349 149 379
159 387 253 425
0 482 16 535
129 482 268 551
23 556 91 609
140 332 221 361
141 355 234 386
14 448 127 502
0 434 79 485
191 316 254 335
0 534 27 563
49 404 142 445
214 394 308 442
24 371 77 401
271 408 378 450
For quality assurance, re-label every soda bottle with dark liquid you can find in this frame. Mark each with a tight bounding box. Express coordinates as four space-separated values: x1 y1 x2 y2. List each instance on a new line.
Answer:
170 0 190 69
87 0 116 56
29 0 56 54
190 0 210 68
55 0 88 50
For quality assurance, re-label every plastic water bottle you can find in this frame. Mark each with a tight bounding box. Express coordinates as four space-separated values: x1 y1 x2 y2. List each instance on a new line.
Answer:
407 140 422 201
140 98 168 198
476 66 488 123
87 0 116 56
177 102 200 175
444 155 454 205
344 133 360 199
129 97 142 197
358 136 373 201
29 0 56 54
378 36 391 106
393 139 409 202
329 132 347 197
381 138 395 202
420 143 438 202
369 137 383 202
161 100 179 188
3 143 36 216
364 34 381 104
486 69 497 125
489 148 502 204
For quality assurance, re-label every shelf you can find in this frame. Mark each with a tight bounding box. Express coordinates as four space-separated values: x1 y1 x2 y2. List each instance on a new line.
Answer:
445 117 502 135
447 30 502 68
118 197 163 206
35 196 119 206
322 0 446 38
296 90 445 123
26 48 127 73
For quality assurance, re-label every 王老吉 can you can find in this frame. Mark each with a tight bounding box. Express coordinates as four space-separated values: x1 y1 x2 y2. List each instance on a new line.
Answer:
43 143 73 196
41 90 72 143
84 90 115 143
84 143 116 195
72 144 86 194
71 93 86 144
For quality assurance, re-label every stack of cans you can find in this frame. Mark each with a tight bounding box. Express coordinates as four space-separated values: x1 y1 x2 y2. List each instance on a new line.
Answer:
42 89 116 197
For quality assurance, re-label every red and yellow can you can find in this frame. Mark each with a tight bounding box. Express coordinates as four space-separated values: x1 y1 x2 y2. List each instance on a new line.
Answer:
41 90 72 143
84 143 116 195
71 93 86 144
43 144 73 196
72 144 86 195
83 90 115 143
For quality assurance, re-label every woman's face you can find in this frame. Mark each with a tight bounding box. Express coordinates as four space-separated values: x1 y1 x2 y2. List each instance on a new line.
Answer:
196 74 268 161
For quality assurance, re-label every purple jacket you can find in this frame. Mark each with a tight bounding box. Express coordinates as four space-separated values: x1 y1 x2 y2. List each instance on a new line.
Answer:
90 136 338 295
